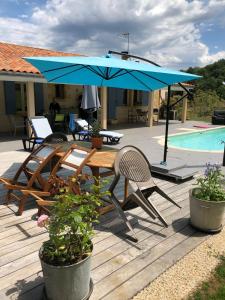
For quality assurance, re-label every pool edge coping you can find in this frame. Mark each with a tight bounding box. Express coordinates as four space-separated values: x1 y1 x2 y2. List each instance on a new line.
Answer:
157 125 225 153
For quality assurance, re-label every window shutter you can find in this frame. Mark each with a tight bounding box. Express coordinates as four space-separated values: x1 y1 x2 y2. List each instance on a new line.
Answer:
34 83 44 115
4 81 16 114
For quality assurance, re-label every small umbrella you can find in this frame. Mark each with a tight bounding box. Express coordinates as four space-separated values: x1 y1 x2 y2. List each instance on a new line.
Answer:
81 85 100 111
81 85 101 128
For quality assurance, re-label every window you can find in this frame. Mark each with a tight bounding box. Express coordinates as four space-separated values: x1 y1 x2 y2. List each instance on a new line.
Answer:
15 83 27 112
55 84 65 98
123 90 128 105
133 90 142 105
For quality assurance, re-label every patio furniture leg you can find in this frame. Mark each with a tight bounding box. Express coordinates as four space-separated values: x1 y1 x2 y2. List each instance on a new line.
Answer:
154 186 181 208
110 194 138 241
17 195 27 216
136 191 168 227
124 193 157 221
6 190 12 204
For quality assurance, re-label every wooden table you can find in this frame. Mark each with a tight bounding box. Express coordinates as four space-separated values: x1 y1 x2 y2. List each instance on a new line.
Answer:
50 140 120 214
53 140 117 178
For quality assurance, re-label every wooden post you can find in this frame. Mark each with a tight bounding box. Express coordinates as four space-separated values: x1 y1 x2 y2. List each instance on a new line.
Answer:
26 82 35 118
147 91 154 127
26 81 36 135
181 97 188 123
101 87 107 129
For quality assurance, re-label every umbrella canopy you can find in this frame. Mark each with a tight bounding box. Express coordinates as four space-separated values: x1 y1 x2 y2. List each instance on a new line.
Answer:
24 55 200 91
81 85 100 111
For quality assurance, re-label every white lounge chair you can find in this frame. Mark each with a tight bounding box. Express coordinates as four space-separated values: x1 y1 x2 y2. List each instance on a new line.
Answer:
22 116 67 151
75 119 124 144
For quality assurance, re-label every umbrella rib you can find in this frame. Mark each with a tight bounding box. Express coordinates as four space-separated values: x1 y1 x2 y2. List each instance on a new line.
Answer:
108 69 128 79
135 70 169 86
125 70 153 91
96 66 105 77
47 65 86 82
43 63 80 74
85 65 105 78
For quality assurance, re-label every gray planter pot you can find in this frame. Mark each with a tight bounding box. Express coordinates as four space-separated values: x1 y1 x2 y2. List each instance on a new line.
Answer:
40 247 92 300
189 188 225 233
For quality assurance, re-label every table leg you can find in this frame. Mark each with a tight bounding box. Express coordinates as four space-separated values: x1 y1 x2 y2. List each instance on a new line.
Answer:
124 178 129 201
90 166 100 179
90 166 116 215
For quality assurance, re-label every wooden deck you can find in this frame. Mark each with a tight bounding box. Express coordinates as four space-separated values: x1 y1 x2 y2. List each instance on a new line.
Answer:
0 150 210 300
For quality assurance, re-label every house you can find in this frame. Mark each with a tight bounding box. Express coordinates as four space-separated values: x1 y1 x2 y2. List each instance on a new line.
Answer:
0 42 188 134
0 42 83 133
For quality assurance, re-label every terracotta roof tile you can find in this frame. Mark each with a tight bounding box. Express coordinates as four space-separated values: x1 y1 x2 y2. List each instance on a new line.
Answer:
0 42 82 75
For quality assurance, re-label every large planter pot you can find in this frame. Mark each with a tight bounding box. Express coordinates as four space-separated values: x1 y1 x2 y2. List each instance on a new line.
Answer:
189 188 225 233
40 247 92 300
91 136 103 149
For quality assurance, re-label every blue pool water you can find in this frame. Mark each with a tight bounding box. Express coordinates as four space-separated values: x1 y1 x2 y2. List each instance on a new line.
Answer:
168 128 225 151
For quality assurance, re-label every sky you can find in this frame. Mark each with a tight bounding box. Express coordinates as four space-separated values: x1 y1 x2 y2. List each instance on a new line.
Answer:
0 0 225 69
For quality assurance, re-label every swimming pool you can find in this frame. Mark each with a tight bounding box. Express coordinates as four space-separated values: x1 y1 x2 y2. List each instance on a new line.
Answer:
168 127 225 152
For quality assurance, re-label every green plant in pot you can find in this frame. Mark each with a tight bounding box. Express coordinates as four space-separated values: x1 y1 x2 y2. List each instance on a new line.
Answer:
90 120 103 149
37 176 108 300
190 163 225 233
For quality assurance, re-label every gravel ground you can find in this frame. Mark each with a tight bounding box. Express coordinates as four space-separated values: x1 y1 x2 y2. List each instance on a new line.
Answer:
133 227 225 300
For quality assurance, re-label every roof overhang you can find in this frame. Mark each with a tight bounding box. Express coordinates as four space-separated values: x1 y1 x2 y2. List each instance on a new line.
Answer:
0 71 47 83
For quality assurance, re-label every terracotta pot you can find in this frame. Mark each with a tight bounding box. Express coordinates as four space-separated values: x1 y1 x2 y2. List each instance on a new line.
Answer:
91 136 103 149
189 188 225 233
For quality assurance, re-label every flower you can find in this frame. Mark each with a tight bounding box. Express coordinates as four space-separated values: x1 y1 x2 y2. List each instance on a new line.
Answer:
37 214 49 227
194 163 225 202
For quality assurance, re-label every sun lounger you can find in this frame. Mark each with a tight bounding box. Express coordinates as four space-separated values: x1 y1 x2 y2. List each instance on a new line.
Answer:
22 117 67 151
75 119 123 144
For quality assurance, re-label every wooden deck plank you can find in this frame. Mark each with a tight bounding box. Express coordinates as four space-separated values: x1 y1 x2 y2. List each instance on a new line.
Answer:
0 149 208 300
102 230 208 300
90 224 197 300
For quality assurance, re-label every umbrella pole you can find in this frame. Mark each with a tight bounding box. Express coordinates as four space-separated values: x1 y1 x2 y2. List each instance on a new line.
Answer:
163 85 171 164
223 142 225 166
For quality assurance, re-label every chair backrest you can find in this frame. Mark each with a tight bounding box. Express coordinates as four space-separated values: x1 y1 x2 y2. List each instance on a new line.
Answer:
8 114 24 126
43 132 68 144
76 119 91 131
13 144 60 189
55 114 65 122
51 144 96 178
30 117 53 138
114 146 152 183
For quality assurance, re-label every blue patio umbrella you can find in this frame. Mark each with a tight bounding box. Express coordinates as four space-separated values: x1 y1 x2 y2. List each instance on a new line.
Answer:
24 54 200 91
24 54 201 162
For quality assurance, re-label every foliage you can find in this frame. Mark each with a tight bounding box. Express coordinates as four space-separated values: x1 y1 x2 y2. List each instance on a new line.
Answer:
184 59 225 120
185 59 225 100
193 163 225 202
38 175 109 266
189 256 225 300
90 120 102 137
189 89 224 118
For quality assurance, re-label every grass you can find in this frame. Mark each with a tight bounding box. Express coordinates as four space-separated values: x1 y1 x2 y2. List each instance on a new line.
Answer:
189 256 225 300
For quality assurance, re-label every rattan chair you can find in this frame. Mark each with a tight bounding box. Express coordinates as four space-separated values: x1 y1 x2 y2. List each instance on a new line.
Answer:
108 145 181 240
0 144 60 215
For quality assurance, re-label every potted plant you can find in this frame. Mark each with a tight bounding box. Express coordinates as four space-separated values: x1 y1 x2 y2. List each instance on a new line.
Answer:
90 120 103 149
190 163 225 233
37 176 107 300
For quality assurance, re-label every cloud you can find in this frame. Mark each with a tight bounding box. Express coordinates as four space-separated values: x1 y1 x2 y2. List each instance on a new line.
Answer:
1 0 225 68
